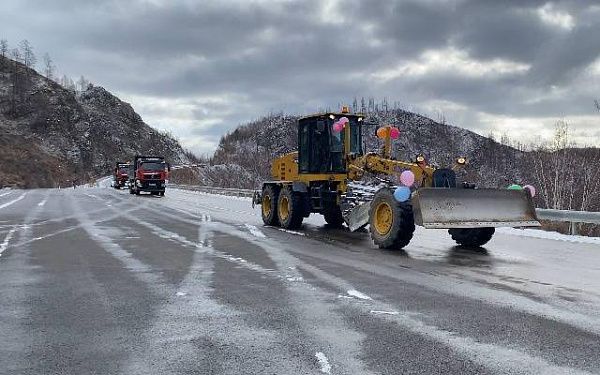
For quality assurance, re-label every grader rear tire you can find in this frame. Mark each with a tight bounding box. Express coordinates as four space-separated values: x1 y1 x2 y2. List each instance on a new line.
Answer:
369 188 415 250
261 185 279 226
449 228 495 247
277 187 304 229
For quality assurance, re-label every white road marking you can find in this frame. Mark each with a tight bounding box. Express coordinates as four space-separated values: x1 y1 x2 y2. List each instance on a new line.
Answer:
176 291 187 297
347 290 372 300
0 193 26 210
0 191 12 197
0 227 17 258
370 310 400 315
315 352 331 374
245 224 266 238
37 198 48 207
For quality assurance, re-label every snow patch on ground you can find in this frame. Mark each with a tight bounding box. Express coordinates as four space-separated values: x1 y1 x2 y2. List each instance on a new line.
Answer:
315 352 331 374
245 224 266 238
370 310 400 315
277 228 307 236
37 198 47 207
498 227 600 245
347 290 373 300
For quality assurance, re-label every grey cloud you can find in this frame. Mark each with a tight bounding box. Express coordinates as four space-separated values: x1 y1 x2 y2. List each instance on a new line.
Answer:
1 0 599 154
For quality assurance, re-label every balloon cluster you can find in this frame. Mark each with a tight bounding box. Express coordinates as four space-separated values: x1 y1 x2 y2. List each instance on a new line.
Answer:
507 183 536 198
376 126 401 139
332 117 349 133
393 170 415 202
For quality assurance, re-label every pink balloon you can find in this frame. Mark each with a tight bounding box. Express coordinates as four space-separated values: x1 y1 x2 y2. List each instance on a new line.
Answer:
389 127 400 139
332 122 343 133
400 170 415 187
339 117 349 124
523 184 536 198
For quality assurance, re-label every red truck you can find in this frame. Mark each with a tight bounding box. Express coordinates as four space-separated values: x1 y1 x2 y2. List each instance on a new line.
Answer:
128 155 169 196
113 162 130 189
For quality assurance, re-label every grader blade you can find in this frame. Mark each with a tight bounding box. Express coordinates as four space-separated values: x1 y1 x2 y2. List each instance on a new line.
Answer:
345 201 372 232
412 188 540 229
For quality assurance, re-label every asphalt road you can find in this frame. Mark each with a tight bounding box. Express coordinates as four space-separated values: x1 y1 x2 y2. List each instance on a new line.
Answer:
1 186 599 375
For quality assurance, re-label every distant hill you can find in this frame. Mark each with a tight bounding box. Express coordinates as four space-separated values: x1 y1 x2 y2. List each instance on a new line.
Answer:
0 55 196 188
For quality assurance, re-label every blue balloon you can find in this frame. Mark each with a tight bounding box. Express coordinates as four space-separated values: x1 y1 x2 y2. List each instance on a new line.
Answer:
393 186 411 202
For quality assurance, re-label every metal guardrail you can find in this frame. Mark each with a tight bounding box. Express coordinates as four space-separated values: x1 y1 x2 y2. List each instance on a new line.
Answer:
172 184 600 234
536 209 600 225
536 208 600 235
171 184 255 197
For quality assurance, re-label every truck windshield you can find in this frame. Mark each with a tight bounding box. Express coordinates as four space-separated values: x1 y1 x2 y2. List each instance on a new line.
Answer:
118 168 128 174
140 162 165 171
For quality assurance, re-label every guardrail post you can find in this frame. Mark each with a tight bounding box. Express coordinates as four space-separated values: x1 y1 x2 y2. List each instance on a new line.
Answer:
570 221 578 236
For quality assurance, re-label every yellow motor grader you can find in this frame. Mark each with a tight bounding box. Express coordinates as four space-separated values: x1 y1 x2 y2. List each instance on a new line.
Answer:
253 108 539 248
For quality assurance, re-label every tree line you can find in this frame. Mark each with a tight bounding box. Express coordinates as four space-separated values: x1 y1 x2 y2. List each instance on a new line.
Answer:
0 38 91 93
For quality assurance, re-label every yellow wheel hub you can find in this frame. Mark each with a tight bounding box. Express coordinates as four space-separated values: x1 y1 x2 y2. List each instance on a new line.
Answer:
279 195 290 221
373 202 393 235
262 194 272 217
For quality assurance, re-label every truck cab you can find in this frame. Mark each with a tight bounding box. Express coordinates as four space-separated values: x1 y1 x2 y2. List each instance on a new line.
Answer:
128 155 169 196
113 162 131 189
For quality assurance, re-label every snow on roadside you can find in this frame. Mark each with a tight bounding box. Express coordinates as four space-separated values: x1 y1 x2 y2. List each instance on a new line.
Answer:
245 224 266 238
497 227 600 245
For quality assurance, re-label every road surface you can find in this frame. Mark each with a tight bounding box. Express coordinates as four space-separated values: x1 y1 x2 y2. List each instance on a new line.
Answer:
1 186 599 374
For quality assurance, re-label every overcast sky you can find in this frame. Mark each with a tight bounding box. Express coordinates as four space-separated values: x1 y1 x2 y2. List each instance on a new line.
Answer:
2 0 600 154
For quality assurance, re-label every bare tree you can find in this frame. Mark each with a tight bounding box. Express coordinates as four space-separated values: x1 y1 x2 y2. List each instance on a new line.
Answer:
77 75 89 93
0 39 8 69
9 48 23 115
0 39 8 58
42 52 55 80
595 99 600 112
18 39 36 70
530 120 576 210
60 74 76 92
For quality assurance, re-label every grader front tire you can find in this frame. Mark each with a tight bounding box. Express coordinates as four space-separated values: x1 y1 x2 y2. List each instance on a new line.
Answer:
369 188 415 250
449 228 495 247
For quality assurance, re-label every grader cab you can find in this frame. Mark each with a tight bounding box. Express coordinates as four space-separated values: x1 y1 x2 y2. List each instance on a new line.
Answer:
254 109 539 249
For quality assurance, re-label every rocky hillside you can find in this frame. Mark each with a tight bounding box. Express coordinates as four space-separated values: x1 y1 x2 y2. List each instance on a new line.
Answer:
0 55 195 188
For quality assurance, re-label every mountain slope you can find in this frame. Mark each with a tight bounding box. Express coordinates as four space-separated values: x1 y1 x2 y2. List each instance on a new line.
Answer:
0 55 194 188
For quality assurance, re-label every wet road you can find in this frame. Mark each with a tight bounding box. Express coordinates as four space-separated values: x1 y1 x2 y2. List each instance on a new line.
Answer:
0 187 599 374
